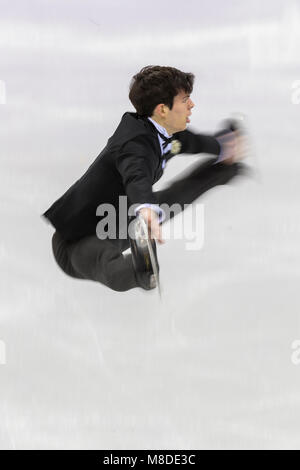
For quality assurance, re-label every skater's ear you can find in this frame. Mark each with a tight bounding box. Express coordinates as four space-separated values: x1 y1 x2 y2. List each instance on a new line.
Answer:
152 102 169 119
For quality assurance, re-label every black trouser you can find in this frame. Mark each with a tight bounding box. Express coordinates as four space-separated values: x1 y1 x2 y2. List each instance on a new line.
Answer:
51 158 243 292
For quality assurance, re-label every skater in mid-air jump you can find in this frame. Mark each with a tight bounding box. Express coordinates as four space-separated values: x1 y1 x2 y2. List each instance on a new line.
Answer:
42 65 247 292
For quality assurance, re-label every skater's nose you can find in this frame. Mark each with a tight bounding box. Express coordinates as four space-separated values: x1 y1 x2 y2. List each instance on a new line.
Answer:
188 98 195 109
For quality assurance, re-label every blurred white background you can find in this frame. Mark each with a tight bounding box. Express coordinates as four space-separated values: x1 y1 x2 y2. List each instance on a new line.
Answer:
1 0 300 449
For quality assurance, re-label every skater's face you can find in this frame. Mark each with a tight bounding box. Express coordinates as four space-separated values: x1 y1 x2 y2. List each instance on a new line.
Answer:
151 89 195 135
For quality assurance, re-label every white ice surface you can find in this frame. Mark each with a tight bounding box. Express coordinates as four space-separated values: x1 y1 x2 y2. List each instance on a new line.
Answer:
1 0 300 450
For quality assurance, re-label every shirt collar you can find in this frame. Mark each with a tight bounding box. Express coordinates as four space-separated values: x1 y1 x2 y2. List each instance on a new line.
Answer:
147 117 173 138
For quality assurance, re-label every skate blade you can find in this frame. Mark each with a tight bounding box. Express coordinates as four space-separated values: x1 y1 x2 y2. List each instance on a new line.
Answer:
137 215 162 299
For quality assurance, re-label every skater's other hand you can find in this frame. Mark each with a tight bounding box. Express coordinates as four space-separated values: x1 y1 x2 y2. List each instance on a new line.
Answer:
138 207 165 244
218 130 249 164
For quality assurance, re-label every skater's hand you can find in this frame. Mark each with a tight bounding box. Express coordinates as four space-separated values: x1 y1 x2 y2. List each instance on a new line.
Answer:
217 130 248 164
138 207 165 244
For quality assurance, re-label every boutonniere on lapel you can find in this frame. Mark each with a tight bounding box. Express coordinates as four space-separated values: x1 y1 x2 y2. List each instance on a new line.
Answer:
170 139 182 155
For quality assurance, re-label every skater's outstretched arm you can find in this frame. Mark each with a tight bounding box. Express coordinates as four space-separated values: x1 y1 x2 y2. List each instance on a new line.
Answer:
173 127 247 164
173 128 221 155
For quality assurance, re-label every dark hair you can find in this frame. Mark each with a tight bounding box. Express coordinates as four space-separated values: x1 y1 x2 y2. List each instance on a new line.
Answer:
129 65 195 117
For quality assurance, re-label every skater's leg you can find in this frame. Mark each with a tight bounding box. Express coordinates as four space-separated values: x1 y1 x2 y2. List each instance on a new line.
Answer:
52 231 138 292
154 158 244 223
52 231 85 279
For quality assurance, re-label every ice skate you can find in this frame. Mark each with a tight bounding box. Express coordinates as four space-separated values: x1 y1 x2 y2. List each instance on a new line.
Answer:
129 214 160 292
215 113 249 164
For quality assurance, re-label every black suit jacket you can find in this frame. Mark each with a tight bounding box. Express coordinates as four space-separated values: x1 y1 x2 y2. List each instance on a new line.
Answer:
42 112 221 241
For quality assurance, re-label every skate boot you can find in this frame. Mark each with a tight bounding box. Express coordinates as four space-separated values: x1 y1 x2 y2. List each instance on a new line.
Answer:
214 113 249 165
129 215 160 291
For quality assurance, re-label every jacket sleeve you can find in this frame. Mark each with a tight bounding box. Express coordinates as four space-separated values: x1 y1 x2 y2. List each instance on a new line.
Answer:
173 128 221 156
115 136 159 208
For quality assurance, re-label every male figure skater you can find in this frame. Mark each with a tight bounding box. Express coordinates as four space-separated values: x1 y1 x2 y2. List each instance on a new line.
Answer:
42 65 246 292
